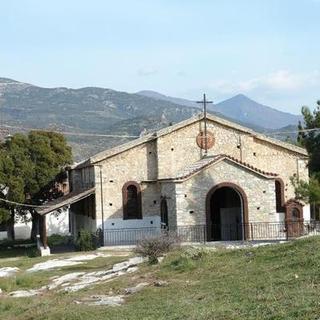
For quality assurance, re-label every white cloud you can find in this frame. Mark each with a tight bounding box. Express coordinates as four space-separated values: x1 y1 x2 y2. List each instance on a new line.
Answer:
137 67 158 76
209 70 320 94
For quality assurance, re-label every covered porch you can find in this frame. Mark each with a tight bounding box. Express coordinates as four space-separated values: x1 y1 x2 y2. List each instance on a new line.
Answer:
35 187 95 255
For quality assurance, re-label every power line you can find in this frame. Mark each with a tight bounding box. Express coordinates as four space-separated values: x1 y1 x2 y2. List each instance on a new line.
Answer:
1 123 319 139
0 124 140 139
0 198 50 208
267 128 320 136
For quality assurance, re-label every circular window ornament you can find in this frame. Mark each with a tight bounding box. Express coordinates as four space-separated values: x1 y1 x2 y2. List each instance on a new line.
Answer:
196 131 215 150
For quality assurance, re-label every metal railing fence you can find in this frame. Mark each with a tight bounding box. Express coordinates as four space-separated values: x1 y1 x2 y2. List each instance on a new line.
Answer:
100 221 320 246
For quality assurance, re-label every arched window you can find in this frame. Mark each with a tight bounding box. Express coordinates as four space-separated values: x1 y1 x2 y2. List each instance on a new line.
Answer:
275 179 285 212
122 182 142 219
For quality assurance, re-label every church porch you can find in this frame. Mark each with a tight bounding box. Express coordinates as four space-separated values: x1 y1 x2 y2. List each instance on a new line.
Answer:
159 155 293 242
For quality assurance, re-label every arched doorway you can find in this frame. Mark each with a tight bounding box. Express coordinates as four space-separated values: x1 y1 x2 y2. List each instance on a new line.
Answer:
285 199 304 238
206 183 248 241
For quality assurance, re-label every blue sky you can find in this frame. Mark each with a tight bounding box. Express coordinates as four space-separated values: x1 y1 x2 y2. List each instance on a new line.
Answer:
0 0 319 114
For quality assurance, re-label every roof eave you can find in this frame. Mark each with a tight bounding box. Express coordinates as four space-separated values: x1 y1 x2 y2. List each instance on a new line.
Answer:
73 112 308 169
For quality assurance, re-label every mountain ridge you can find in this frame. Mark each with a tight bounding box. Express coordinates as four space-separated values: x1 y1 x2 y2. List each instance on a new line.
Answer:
137 90 302 129
0 77 300 160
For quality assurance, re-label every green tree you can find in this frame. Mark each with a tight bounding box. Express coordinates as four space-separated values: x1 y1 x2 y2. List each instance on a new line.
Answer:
0 131 72 240
291 175 320 204
295 101 320 219
298 101 320 174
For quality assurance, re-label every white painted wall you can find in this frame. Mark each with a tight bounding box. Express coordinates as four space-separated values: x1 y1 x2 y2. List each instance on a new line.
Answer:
0 231 7 240
303 204 311 221
271 212 286 223
46 209 70 236
101 215 161 230
101 216 161 246
0 212 32 240
0 210 71 241
15 213 32 240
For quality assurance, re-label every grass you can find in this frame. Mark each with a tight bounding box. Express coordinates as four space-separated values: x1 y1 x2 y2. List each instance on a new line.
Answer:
0 249 130 294
1 237 320 319
0 240 38 259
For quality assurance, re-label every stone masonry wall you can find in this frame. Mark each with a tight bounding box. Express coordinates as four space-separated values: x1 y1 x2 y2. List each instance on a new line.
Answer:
80 117 308 227
173 160 276 226
94 140 160 229
156 119 308 203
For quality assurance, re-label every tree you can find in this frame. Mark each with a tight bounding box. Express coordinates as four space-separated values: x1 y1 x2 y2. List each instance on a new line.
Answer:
295 101 320 219
291 175 320 204
0 131 72 240
298 101 320 174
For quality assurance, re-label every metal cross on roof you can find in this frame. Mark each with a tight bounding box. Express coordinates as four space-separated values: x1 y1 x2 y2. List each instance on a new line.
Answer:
196 93 213 155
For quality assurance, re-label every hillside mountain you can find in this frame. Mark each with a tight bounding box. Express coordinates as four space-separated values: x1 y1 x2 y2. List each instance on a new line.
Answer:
213 94 302 129
137 90 198 109
0 78 204 160
0 78 200 134
137 91 302 129
0 78 299 161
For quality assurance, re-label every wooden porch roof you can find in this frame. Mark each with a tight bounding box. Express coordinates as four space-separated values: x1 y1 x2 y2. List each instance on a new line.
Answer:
35 187 95 216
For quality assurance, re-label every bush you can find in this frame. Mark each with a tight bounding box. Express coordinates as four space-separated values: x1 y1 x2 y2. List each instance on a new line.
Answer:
47 234 72 247
134 232 180 264
169 255 196 272
75 229 97 251
164 247 212 272
181 247 212 260
26 247 40 258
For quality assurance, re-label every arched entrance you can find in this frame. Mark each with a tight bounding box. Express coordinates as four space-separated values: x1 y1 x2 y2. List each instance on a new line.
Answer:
285 199 304 238
206 183 248 241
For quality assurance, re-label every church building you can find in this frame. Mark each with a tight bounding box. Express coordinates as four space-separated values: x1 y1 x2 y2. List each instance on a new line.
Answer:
37 112 310 245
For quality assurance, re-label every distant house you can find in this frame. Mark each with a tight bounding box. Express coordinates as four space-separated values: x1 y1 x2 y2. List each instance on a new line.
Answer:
0 210 70 241
36 113 310 247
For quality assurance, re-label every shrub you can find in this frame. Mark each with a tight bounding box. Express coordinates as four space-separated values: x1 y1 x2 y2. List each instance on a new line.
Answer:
26 248 39 258
47 234 72 247
169 255 196 272
134 232 180 264
75 229 97 251
165 247 212 272
181 247 212 260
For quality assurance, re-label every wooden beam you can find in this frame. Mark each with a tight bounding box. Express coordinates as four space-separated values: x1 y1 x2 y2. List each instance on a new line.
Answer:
42 215 48 249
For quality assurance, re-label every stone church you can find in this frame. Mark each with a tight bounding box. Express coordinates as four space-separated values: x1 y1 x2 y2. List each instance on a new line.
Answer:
37 113 310 244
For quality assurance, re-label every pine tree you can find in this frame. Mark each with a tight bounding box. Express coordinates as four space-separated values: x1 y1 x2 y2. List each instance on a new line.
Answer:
0 131 72 240
298 101 320 173
295 101 320 218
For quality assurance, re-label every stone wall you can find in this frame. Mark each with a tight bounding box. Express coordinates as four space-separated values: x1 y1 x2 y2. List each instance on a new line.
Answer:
156 119 308 203
93 141 161 230
170 160 277 226
73 117 309 230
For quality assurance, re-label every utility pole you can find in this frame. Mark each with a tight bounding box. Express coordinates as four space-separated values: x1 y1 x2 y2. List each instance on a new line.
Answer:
97 165 105 245
197 93 213 156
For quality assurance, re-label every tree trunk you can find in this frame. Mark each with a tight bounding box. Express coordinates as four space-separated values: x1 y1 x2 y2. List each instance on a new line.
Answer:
7 211 15 241
31 211 39 241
